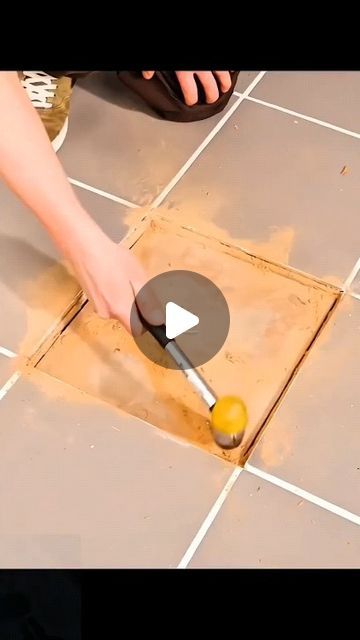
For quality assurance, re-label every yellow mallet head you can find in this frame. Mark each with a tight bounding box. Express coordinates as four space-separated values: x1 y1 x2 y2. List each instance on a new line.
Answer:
210 395 248 449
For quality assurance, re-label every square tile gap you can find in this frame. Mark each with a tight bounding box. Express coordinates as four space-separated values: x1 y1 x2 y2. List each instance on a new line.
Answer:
35 216 340 469
245 463 360 526
177 467 242 568
244 95 360 139
150 71 267 209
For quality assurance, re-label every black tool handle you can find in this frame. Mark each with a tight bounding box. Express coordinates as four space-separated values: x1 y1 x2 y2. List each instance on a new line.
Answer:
136 306 171 348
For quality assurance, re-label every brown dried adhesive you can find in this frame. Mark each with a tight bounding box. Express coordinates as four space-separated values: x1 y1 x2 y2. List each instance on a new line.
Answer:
37 218 338 464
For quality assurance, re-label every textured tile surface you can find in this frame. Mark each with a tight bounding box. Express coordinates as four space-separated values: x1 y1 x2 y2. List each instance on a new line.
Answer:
249 295 360 515
0 370 232 567
59 72 237 205
0 71 359 571
236 71 259 93
162 99 360 284
252 71 360 132
189 471 360 567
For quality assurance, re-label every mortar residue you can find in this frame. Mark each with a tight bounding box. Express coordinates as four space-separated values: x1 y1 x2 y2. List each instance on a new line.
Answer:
38 220 338 464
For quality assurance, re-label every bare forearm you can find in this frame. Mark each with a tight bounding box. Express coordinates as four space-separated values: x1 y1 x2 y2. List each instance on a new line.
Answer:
0 72 158 334
0 71 104 256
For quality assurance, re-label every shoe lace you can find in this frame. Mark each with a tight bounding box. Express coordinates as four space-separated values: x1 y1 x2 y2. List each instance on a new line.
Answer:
21 71 58 109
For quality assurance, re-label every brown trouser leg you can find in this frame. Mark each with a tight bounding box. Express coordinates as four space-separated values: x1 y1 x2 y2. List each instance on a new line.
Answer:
47 71 240 123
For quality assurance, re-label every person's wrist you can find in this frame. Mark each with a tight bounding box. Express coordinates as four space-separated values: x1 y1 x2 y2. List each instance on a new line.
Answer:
49 205 110 261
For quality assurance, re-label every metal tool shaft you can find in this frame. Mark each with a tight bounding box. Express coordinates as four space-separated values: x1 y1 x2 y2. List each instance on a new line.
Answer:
137 310 243 449
165 341 217 409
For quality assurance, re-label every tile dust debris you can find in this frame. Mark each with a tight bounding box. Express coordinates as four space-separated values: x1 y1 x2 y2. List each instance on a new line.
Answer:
37 218 340 465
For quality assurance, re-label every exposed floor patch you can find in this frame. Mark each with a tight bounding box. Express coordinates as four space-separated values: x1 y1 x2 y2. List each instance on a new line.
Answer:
37 218 339 464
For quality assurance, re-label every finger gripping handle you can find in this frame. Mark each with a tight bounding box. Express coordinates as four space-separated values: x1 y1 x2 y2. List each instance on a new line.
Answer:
136 305 171 348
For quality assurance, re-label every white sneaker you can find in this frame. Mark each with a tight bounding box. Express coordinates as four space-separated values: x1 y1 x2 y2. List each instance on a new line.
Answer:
20 71 72 152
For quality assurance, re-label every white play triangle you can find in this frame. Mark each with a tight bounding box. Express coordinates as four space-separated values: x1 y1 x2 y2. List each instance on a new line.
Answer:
165 302 199 340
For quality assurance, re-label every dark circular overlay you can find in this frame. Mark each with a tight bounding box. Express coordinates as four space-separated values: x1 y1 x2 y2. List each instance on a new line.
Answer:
131 270 230 369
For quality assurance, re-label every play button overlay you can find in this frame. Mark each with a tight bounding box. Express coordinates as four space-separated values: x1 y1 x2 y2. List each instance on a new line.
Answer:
165 302 199 340
131 270 230 369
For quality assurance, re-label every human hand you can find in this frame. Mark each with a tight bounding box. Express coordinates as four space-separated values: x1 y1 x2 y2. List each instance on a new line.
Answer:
142 71 232 106
65 226 162 336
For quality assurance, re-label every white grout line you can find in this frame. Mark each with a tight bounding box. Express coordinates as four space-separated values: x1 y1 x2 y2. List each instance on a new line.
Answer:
246 463 360 526
0 294 87 406
0 371 21 401
151 72 267 209
0 346 17 359
243 96 360 139
343 256 360 292
69 178 140 209
177 467 242 568
68 74 268 215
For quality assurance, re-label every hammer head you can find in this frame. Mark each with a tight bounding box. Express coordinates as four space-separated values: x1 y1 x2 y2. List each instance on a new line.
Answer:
212 428 245 450
210 396 248 450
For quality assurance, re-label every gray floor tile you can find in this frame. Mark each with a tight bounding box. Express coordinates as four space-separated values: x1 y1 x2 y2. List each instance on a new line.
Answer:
249 295 360 514
189 470 360 567
59 72 237 205
236 71 259 93
75 184 131 241
162 99 360 284
252 71 360 132
1 70 358 571
0 370 232 567
0 180 130 354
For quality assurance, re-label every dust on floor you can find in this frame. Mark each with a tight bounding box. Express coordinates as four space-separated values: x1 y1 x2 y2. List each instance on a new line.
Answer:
37 218 339 464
